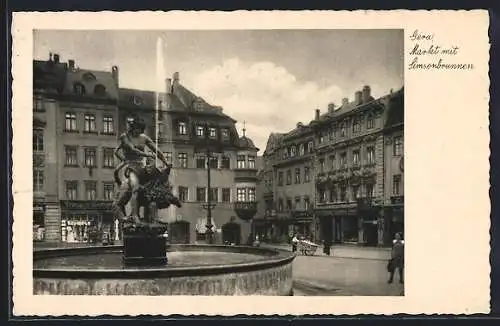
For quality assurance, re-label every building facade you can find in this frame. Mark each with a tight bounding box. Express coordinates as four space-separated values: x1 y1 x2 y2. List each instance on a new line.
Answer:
259 86 404 246
33 54 259 245
33 53 120 243
117 72 259 245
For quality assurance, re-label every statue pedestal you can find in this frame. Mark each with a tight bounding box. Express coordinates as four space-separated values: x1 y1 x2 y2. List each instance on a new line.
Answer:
122 222 168 267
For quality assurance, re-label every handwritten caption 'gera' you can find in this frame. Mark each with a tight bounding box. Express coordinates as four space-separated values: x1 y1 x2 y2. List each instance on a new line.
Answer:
408 30 474 71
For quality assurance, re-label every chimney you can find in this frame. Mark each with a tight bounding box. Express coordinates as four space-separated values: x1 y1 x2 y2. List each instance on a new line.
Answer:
49 52 53 61
355 91 362 105
53 53 60 63
342 98 349 106
362 85 371 103
165 78 172 94
327 103 335 113
68 60 75 70
173 72 180 84
315 109 320 120
111 66 119 87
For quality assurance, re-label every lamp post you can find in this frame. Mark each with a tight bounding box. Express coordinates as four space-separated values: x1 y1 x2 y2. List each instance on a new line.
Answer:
200 123 217 244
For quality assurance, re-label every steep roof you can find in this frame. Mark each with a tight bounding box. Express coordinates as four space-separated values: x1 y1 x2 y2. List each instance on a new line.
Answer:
263 132 285 156
118 88 157 109
33 60 67 94
238 135 259 151
63 68 119 100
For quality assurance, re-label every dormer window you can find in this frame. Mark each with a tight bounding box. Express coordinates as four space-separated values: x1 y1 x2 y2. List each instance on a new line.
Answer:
178 121 187 135
132 96 143 106
82 72 96 81
367 114 375 129
209 127 217 138
94 84 106 96
340 122 347 137
196 126 205 137
221 128 229 138
298 144 305 156
73 83 86 95
290 146 297 157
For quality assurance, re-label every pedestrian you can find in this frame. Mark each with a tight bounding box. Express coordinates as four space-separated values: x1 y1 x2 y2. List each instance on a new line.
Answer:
291 234 298 253
387 232 404 284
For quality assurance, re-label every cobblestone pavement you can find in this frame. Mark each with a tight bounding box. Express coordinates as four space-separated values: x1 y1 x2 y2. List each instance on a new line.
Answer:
292 255 404 296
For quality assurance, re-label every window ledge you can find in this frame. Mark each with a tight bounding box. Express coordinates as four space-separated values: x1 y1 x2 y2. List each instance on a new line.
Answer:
63 130 80 134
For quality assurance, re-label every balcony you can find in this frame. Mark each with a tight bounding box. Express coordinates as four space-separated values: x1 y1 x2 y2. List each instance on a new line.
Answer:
234 201 258 221
234 169 258 182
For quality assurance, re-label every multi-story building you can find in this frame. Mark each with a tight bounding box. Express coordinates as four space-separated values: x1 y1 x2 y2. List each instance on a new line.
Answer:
33 53 120 243
259 85 404 246
118 72 259 245
382 88 404 244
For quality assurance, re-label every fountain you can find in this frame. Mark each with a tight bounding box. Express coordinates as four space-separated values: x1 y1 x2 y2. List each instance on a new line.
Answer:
33 37 296 296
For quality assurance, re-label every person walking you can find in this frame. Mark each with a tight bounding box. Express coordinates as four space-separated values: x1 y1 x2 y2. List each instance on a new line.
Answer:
291 234 299 253
388 232 404 284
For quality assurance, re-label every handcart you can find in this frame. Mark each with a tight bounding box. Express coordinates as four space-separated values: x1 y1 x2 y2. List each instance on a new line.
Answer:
298 240 319 256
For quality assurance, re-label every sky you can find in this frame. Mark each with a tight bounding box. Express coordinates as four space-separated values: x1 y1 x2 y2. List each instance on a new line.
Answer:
34 30 404 153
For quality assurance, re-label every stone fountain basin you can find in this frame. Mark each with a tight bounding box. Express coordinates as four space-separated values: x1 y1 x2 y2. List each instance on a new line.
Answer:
33 244 296 296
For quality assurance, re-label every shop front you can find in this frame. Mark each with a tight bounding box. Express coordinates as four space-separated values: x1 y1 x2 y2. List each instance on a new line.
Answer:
59 200 115 244
291 210 314 240
316 205 357 244
357 198 381 246
33 202 46 241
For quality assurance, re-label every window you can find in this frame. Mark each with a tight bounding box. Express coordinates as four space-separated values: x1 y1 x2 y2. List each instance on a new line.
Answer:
340 123 346 137
196 187 206 202
178 153 188 168
84 147 97 167
340 183 347 202
33 131 44 152
94 84 106 96
237 188 246 202
290 146 296 157
65 112 77 131
74 83 86 95
319 131 325 144
83 114 96 133
33 170 44 192
65 181 78 200
248 156 256 169
103 115 114 134
329 127 336 140
329 155 336 170
278 198 284 212
33 98 44 112
329 186 337 202
221 128 229 138
295 168 301 184
286 170 292 185
294 197 301 210
352 118 361 134
196 156 206 169
85 181 97 200
65 146 78 166
318 188 326 203
319 158 325 173
366 146 375 165
393 175 402 195
278 171 284 186
366 183 375 198
248 188 256 202
352 150 360 167
237 155 246 169
340 152 347 168
221 156 230 169
308 141 314 153
286 199 292 211
103 148 115 168
209 127 217 138
222 188 231 203
209 188 218 202
298 144 305 156
367 115 375 129
178 122 187 135
352 186 359 200
196 126 205 137
304 166 311 182
393 136 403 156
209 157 218 169
178 186 188 202
304 197 310 210
103 183 114 200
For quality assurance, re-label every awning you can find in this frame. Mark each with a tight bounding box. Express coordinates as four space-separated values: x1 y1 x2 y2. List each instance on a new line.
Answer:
195 216 219 234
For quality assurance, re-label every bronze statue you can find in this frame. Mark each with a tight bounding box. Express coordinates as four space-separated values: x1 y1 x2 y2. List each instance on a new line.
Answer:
113 116 182 225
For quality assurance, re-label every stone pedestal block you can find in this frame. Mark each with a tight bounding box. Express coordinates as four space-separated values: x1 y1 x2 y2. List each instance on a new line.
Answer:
122 224 168 267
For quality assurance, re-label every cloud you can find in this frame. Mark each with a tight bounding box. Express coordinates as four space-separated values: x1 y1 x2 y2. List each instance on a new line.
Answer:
190 58 344 153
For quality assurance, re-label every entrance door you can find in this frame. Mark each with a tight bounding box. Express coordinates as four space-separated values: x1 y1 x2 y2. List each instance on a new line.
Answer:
320 216 334 243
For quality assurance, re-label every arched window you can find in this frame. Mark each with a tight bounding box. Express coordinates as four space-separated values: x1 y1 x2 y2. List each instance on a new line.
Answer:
94 84 106 96
73 83 86 95
82 72 96 81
